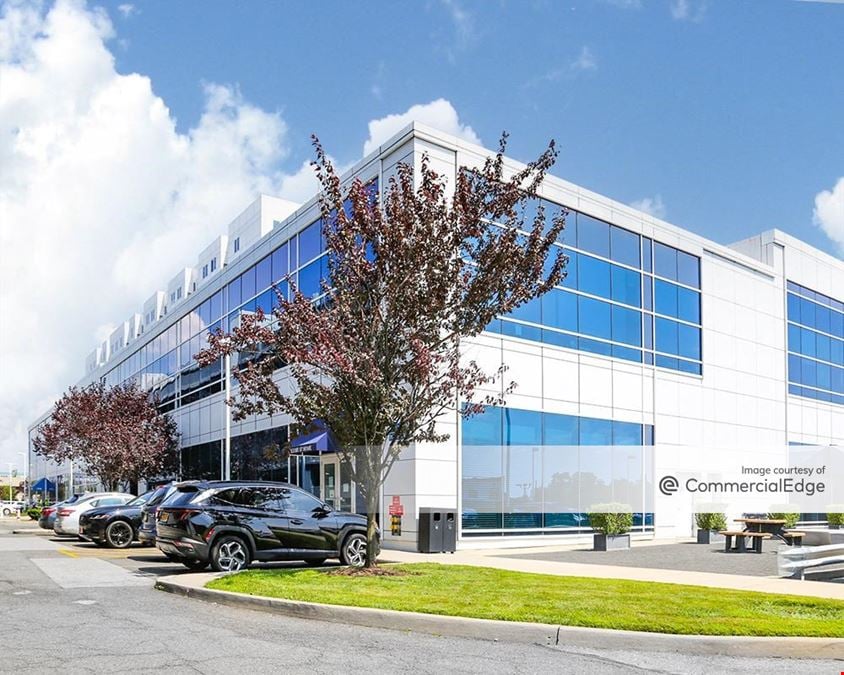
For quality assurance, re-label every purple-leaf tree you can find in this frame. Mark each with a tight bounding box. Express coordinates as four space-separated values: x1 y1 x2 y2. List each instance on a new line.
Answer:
33 381 179 493
197 133 567 567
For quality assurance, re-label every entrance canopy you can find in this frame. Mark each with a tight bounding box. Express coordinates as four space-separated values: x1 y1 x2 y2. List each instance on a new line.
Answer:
31 477 56 493
290 421 340 455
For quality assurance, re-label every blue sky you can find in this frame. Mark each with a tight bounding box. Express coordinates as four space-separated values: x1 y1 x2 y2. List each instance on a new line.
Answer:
0 0 842 466
102 0 844 255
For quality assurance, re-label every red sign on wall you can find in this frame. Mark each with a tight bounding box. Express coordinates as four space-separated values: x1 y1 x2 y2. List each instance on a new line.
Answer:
388 495 404 516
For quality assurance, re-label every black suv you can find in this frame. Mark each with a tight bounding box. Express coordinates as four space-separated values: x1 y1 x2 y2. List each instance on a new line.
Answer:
156 481 377 572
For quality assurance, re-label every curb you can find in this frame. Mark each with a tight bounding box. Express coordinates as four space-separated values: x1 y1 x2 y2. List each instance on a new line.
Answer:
155 573 844 659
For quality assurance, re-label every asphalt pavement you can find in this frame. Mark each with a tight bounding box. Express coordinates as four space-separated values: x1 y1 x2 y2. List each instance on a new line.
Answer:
0 523 841 674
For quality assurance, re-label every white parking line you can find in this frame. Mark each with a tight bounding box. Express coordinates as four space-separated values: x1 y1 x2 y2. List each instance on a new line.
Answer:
30 558 152 589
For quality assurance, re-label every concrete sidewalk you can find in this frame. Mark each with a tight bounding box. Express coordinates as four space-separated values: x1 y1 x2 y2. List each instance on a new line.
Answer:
379 543 844 601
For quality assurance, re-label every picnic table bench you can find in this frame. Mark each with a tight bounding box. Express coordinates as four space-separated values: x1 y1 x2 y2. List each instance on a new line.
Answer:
719 530 771 554
778 543 844 580
734 518 803 545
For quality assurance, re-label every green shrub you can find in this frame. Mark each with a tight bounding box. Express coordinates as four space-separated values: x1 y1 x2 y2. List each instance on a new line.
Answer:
826 508 844 527
768 512 799 529
695 513 727 531
26 507 41 520
588 504 633 535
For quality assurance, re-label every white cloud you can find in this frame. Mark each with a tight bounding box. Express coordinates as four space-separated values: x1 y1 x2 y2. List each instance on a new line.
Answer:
0 0 315 467
670 0 707 22
440 0 475 48
571 46 597 72
117 3 135 18
362 98 480 156
630 195 667 219
813 177 844 253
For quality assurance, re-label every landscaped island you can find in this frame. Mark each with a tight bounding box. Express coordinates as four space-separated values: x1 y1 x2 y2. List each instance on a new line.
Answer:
207 563 844 638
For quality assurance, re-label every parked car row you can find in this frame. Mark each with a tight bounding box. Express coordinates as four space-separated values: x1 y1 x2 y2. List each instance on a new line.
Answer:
43 480 378 573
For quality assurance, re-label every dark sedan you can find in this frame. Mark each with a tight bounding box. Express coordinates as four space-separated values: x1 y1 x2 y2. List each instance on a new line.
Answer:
156 480 378 572
137 483 177 546
78 490 156 548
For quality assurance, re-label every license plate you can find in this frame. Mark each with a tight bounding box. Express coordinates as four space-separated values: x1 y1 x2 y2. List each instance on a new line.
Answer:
159 512 169 523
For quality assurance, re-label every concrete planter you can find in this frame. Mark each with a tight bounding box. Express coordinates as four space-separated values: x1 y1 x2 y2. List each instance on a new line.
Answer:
593 533 630 551
697 529 726 544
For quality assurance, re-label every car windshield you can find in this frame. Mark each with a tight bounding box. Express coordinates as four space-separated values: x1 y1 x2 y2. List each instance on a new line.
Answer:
125 491 154 507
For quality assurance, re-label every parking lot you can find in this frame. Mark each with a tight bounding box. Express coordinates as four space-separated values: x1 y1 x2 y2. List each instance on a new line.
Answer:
1 519 840 674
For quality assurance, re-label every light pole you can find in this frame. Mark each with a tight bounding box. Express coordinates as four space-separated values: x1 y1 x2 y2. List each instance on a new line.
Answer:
18 451 28 504
217 336 232 482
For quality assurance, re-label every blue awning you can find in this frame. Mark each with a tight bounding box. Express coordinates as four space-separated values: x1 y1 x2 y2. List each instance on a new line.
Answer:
290 422 339 454
31 477 56 492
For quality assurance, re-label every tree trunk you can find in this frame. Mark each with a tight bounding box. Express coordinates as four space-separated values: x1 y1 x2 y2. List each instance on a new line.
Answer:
364 487 380 568
128 479 138 496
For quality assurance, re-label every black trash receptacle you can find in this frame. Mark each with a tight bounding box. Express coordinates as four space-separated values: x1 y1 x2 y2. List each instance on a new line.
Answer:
418 508 444 553
442 511 456 553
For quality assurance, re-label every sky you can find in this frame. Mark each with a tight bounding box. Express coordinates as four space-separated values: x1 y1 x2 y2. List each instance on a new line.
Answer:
0 0 843 468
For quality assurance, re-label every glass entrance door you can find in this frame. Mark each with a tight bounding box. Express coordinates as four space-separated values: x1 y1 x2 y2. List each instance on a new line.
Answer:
321 456 354 512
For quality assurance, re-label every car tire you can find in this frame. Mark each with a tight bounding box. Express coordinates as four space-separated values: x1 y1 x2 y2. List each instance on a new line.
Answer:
181 559 209 571
339 533 367 567
105 520 134 549
210 535 251 573
304 558 327 567
1 508 11 517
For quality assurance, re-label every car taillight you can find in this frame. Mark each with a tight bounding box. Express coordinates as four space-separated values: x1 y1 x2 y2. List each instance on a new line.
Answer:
43 508 55 517
177 509 199 522
58 509 73 517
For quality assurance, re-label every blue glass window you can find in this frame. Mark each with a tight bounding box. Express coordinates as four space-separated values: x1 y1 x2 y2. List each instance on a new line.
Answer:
612 421 642 445
578 254 610 297
505 408 542 445
210 291 222 321
642 237 653 272
832 310 844 338
654 242 677 280
542 289 578 333
611 265 641 307
655 317 678 354
816 334 831 362
501 320 542 342
576 214 610 258
787 293 800 322
800 297 815 327
677 287 700 324
612 344 642 362
815 305 831 334
463 406 502 445
643 275 653 311
677 251 700 288
787 324 801 352
578 296 611 340
560 249 578 288
788 354 801 383
610 226 639 268
543 413 578 445
579 337 612 357
579 418 612 445
612 305 641 346
298 220 321 265
542 329 577 349
655 279 678 317
297 259 322 298
643 314 653 350
241 266 256 302
227 276 241 312
656 354 679 370
832 338 843 366
510 296 542 324
256 256 272 293
817 363 831 390
678 324 701 360
800 328 816 357
272 243 288 282
801 358 816 387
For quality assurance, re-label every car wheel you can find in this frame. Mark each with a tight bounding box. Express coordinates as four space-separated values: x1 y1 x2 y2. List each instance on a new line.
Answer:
210 535 251 573
304 558 327 567
105 520 134 549
181 559 209 571
1 508 11 517
340 533 367 567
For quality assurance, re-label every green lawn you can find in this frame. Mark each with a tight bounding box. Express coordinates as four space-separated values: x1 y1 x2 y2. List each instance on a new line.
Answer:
207 563 844 637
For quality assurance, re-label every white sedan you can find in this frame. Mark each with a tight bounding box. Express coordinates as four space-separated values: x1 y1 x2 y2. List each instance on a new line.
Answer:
53 492 135 536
